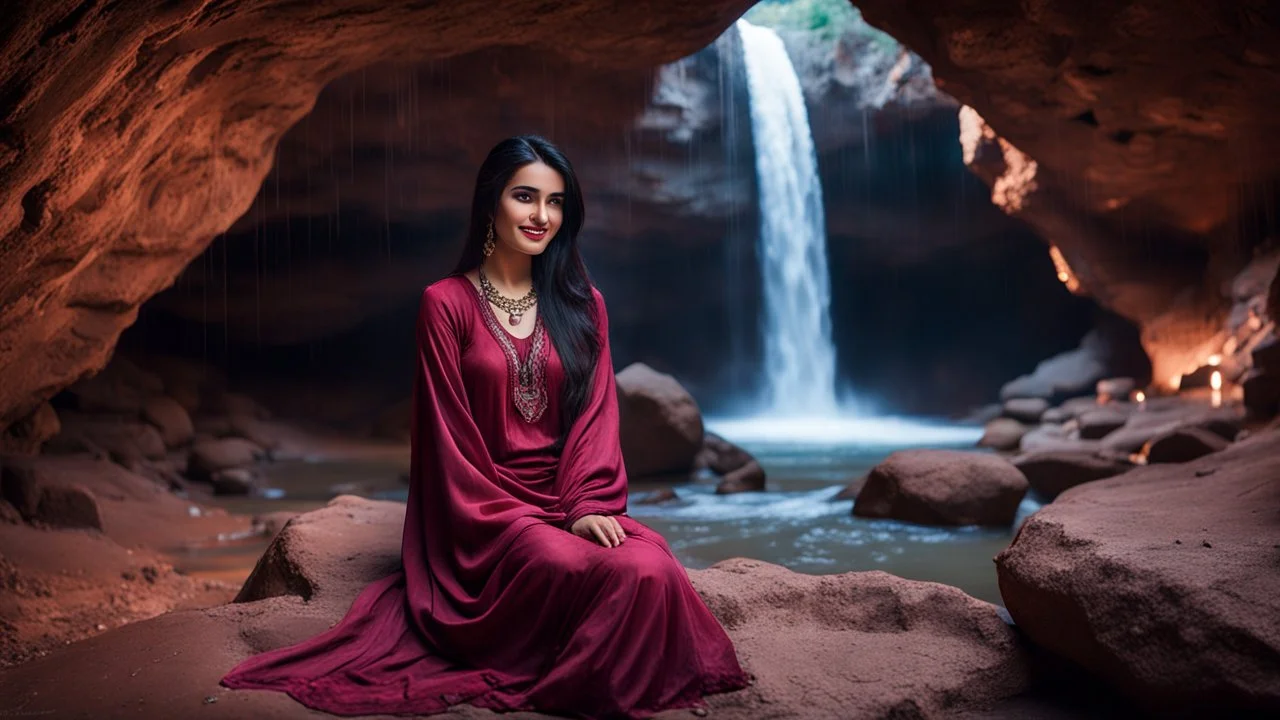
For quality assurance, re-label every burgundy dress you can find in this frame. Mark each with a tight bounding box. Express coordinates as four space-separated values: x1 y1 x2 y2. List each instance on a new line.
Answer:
220 274 751 718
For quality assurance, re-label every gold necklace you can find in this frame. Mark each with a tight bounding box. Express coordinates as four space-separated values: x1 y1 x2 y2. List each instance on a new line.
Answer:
477 265 537 325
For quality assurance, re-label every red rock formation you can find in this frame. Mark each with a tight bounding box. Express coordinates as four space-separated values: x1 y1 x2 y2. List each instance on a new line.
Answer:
858 0 1280 387
996 427 1280 713
0 0 757 433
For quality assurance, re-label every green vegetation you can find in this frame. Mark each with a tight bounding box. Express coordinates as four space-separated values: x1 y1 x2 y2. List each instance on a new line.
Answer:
744 0 900 51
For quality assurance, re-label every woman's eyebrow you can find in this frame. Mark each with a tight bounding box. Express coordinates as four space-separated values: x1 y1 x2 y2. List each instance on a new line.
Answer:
511 185 565 196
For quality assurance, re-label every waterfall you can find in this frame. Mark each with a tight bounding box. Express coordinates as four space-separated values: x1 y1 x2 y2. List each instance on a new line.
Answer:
736 18 838 416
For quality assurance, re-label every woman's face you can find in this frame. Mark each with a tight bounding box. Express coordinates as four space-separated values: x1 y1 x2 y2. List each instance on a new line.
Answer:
493 161 566 256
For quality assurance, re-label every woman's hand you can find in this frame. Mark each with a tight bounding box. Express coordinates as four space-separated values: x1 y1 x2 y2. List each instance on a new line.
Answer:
570 514 627 548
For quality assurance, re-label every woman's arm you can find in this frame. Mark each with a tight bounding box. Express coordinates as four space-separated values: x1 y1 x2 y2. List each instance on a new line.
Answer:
552 287 629 531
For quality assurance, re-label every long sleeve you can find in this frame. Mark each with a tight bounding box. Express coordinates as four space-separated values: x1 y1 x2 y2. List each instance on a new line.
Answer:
401 284 547 613
553 287 629 531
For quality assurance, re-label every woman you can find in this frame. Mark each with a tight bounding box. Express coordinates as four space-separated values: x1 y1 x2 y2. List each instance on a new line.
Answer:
220 135 752 718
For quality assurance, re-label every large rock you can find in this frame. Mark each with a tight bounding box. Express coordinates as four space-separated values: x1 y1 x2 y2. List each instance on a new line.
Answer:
978 417 1027 451
995 429 1280 714
47 413 168 465
188 437 266 481
999 328 1120 401
1012 450 1134 499
1100 404 1241 454
854 450 1028 526
1002 397 1048 423
1076 407 1129 439
1145 426 1229 464
696 432 766 494
0 465 103 530
616 363 704 479
1242 368 1280 419
0 402 60 455
141 395 194 448
0 495 1032 718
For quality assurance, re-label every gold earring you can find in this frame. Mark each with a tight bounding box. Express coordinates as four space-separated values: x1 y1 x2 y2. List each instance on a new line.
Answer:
483 221 495 257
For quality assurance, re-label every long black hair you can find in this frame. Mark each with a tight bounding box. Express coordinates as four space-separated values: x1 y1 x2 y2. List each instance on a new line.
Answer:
452 135 601 452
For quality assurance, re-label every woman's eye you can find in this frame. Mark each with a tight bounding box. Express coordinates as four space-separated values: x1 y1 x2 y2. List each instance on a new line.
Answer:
515 193 531 202
550 197 562 206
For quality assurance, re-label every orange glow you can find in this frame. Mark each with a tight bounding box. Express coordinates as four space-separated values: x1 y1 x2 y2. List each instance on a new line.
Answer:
1170 375 1183 391
1210 370 1222 390
1048 245 1080 292
1134 390 1146 403
1207 355 1221 367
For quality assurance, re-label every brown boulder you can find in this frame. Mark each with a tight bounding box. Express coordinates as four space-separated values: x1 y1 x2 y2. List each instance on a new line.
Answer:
142 396 194 448
715 461 765 494
1003 397 1049 423
1145 426 1229 464
854 450 1029 526
616 363 704 479
697 432 766 494
995 429 1280 714
1012 450 1134 499
0 466 103 531
189 438 266 481
1076 408 1128 439
1100 405 1241 453
1242 368 1280 419
47 413 167 465
0 402 60 455
211 468 257 496
978 417 1027 451
1019 424 1101 453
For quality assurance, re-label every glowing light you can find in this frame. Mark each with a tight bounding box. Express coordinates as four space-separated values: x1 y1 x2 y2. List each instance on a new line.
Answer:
1210 370 1222 390
1134 390 1146 403
1048 245 1081 292
1207 355 1221 367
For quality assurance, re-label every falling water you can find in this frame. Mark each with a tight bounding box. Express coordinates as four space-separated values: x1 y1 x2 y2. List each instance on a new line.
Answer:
736 18 837 415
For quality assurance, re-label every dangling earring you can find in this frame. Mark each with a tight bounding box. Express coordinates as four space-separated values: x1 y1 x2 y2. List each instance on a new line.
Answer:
483 221 495 257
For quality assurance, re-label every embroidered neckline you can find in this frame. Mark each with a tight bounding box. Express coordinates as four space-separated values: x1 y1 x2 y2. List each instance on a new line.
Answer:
463 276 548 423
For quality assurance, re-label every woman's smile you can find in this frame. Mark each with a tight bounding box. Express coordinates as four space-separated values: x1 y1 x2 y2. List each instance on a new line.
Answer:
519 225 548 241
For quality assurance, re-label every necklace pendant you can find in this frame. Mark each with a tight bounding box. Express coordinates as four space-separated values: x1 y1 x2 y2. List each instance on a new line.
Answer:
509 312 522 326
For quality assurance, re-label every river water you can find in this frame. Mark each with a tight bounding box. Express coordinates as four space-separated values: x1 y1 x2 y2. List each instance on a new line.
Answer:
179 417 1032 607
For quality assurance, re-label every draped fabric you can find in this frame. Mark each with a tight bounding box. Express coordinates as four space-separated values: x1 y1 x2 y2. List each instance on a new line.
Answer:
220 274 751 718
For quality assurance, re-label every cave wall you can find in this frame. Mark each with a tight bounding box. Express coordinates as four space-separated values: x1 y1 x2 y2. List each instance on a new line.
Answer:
0 0 758 433
126 17 1102 420
855 0 1280 386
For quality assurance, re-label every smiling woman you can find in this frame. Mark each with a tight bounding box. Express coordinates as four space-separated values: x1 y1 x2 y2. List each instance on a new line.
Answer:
218 136 752 718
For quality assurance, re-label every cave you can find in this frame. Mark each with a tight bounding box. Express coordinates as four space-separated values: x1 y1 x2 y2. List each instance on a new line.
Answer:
1 0 1278 717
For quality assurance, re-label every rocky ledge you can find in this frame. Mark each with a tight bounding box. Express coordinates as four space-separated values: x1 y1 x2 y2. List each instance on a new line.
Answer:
996 428 1280 714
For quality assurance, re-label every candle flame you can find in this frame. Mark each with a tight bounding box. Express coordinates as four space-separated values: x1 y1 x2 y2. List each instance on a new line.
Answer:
1048 245 1080 292
1210 370 1222 390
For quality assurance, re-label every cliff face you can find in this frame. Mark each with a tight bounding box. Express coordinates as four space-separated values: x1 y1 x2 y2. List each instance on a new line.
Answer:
857 0 1280 386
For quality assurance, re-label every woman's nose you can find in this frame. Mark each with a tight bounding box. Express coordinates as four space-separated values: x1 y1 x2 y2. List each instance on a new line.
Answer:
531 204 548 224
